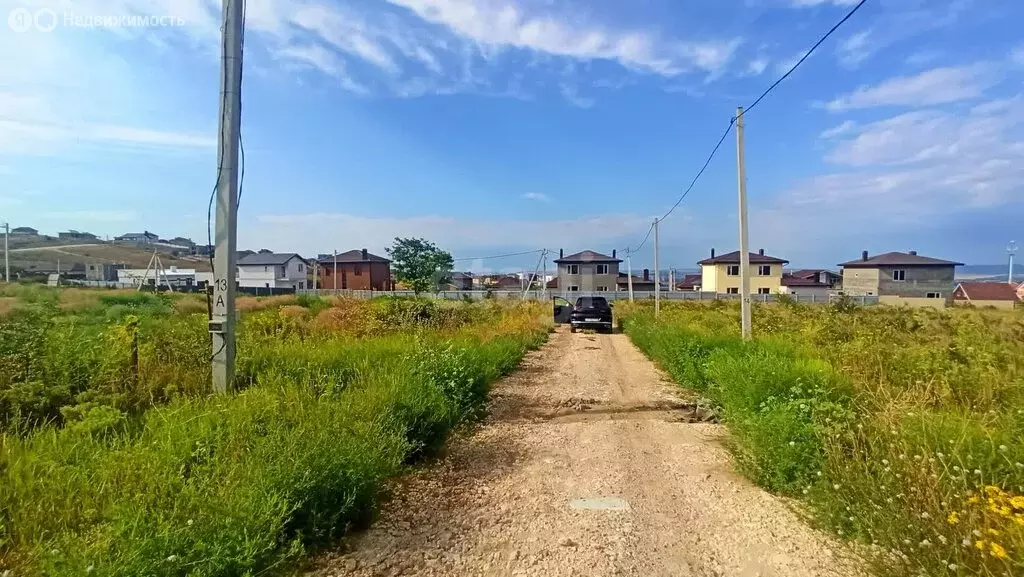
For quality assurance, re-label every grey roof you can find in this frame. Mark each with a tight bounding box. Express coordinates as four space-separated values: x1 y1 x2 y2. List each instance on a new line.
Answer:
839 252 964 268
554 250 621 264
316 249 390 264
238 252 304 266
698 251 788 265
12 226 38 233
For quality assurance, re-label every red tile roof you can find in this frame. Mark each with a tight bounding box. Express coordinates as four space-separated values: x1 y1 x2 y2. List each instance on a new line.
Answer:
781 274 830 287
954 282 1020 302
677 274 702 289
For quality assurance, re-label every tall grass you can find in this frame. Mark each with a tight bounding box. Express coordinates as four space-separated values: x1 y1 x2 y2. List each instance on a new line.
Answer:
621 301 1024 576
0 292 550 576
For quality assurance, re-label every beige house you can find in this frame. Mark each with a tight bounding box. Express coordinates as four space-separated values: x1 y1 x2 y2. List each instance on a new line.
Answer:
838 251 963 307
698 249 788 295
953 282 1020 310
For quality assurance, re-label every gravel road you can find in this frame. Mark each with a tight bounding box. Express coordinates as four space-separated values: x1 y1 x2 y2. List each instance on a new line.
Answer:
309 329 863 577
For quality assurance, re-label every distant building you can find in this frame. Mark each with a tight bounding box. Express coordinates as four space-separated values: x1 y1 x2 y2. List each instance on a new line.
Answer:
237 252 308 290
780 269 840 299
676 273 702 291
10 226 38 236
166 237 196 249
492 275 522 290
86 263 126 282
953 282 1020 310
698 249 788 295
839 251 963 307
58 230 98 241
114 231 158 244
316 249 391 291
118 266 197 288
554 249 622 293
448 271 474 290
616 270 655 291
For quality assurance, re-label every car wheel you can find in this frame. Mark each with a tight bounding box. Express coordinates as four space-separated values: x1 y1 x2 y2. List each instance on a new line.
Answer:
570 326 577 333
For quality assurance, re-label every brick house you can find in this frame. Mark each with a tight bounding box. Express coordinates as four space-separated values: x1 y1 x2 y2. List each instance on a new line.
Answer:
316 249 392 291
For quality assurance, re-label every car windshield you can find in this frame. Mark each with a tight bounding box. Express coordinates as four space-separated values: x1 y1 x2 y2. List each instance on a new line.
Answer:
576 297 609 308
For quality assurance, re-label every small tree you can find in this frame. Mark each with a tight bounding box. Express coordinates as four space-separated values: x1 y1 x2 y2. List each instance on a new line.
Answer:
386 237 454 295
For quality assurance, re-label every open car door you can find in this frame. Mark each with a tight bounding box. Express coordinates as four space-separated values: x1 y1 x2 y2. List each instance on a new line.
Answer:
552 296 573 324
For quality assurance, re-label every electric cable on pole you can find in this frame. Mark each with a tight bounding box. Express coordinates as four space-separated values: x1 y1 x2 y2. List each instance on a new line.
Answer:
209 0 244 394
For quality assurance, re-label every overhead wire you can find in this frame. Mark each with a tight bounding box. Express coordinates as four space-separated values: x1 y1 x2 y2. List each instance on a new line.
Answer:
622 0 870 256
451 248 547 262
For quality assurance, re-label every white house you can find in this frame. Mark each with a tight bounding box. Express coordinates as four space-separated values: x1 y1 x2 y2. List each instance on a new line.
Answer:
118 266 197 288
237 253 308 290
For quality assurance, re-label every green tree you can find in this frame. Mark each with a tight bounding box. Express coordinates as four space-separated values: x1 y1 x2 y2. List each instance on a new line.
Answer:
386 237 454 295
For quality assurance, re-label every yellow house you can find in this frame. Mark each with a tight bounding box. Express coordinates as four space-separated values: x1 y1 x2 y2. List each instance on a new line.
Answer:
698 249 788 295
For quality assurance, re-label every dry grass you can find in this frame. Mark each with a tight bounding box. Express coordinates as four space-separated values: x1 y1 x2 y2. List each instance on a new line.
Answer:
235 295 297 312
0 297 19 317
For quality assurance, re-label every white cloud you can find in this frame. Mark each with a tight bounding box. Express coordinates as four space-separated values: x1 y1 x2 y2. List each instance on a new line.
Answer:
522 192 552 202
774 50 809 75
819 120 856 139
824 64 995 111
559 84 594 108
837 29 872 67
746 57 769 76
790 0 860 6
384 0 741 76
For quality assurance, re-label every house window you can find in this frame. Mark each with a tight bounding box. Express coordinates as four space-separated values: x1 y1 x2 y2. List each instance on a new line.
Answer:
892 269 906 281
298 263 303 272
265 283 270 288
324 267 331 276
726 287 739 294
758 265 772 276
727 265 740 276
758 288 771 295
926 292 942 299
354 265 362 276
567 264 579 275
596 264 609 275
264 266 268 272
596 286 608 292
568 285 580 292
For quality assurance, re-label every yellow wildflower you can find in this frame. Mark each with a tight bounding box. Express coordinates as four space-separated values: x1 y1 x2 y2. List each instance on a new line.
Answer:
1010 496 1024 510
975 540 987 550
968 495 980 504
1015 515 1024 526
987 528 1001 536
989 542 1007 559
985 486 1002 498
947 512 959 525
1000 506 1012 517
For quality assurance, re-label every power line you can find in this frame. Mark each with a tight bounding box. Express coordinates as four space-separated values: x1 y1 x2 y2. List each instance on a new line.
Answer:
743 0 869 115
622 0 869 254
452 248 546 262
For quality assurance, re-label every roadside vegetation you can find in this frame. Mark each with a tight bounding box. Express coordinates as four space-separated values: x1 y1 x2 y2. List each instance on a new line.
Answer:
0 285 549 576
621 300 1024 577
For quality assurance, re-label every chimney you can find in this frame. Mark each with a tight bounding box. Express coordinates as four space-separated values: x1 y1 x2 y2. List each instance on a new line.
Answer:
559 248 564 259
710 248 716 258
862 250 869 261
758 248 765 256
361 248 368 260
909 250 918 256
643 269 650 281
612 249 616 259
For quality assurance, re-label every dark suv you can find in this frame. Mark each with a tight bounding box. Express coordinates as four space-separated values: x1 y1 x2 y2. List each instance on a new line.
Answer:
568 296 613 333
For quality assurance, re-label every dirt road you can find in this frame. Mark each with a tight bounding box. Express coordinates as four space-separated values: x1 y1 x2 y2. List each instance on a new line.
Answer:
310 329 862 577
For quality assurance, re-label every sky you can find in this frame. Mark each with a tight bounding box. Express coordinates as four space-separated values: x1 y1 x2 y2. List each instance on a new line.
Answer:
1 0 1022 272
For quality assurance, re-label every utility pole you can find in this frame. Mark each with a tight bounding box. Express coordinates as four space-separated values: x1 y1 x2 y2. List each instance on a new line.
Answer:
542 250 548 300
626 248 634 302
653 218 660 316
736 106 752 340
2 221 8 282
1009 241 1018 284
210 0 244 394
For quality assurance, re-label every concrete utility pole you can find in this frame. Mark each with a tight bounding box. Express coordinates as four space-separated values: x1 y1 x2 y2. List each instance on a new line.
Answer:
626 248 634 302
1010 241 1018 284
736 106 752 340
210 0 244 394
542 250 548 300
653 218 661 316
2 221 8 282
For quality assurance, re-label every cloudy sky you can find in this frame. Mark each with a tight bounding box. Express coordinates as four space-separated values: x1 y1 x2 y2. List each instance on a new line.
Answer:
1 0 1021 270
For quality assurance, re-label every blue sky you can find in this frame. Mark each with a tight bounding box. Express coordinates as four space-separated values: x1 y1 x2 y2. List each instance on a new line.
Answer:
1 0 1022 271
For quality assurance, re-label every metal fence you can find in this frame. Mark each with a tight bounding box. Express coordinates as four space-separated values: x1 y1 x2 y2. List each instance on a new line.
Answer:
295 288 879 306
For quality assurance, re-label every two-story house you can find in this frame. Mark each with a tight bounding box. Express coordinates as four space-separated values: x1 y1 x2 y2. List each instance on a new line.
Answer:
316 249 392 291
838 251 963 305
698 249 788 295
554 249 621 293
237 252 308 290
